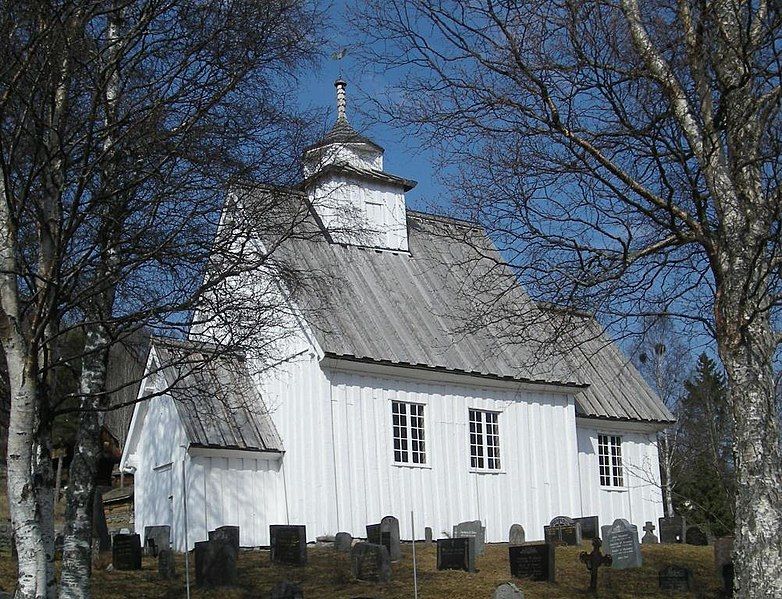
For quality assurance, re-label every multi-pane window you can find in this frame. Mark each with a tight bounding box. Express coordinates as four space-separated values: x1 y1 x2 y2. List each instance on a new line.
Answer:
392 401 426 464
469 409 501 470
598 434 624 487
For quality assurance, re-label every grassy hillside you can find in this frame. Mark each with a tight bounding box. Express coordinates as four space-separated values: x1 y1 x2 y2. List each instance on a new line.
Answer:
0 540 725 598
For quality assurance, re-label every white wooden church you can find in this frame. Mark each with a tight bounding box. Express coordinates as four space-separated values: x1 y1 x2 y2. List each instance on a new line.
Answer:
120 80 674 551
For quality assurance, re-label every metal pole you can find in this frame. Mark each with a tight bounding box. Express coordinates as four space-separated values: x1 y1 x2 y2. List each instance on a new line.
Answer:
182 456 191 599
411 510 418 599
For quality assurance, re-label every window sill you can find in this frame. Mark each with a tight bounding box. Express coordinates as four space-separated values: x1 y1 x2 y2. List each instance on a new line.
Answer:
470 469 505 475
600 485 628 492
392 462 431 470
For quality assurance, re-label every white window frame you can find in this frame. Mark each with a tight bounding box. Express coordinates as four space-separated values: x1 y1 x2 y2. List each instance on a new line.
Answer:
598 433 625 488
469 409 502 472
391 401 427 466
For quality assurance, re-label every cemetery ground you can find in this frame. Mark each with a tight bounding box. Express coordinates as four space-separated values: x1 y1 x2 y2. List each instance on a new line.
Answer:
0 541 724 598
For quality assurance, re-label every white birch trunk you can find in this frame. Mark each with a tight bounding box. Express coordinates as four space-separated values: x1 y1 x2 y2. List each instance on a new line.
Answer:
60 7 122 596
0 174 50 597
60 328 107 598
716 295 782 599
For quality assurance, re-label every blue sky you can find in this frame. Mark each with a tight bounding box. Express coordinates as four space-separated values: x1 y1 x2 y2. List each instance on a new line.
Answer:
293 8 444 214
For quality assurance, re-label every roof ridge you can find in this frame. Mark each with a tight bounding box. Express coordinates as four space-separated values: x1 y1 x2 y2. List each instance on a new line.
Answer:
406 210 483 230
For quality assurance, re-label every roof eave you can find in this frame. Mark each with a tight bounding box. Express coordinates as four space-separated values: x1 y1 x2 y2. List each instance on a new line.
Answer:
322 351 586 390
299 163 417 192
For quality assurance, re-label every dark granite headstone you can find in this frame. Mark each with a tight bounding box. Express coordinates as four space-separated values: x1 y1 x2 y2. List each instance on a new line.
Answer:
714 535 734 593
642 521 658 544
0 523 13 554
270 525 307 566
544 516 582 546
437 538 474 572
509 524 526 545
722 563 735 594
350 542 391 582
493 582 525 599
144 525 171 557
366 523 391 557
93 491 111 552
574 516 599 541
209 525 240 551
424 527 433 544
604 519 642 569
158 549 176 579
658 565 693 592
686 525 708 546
380 515 401 561
453 520 485 556
194 539 237 587
112 533 142 570
658 515 684 544
269 580 304 599
509 542 555 582
335 532 352 552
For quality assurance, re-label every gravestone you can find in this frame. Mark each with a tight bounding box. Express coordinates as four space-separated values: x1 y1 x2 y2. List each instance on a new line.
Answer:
112 533 142 570
579 538 612 592
658 515 684 544
424 527 433 544
270 525 307 566
350 542 391 582
686 525 708 546
509 524 526 545
380 515 401 561
334 532 352 552
658 565 694 592
144 525 171 557
269 580 304 599
722 563 735 595
574 516 599 540
508 542 555 583
603 519 642 569
209 525 240 552
366 524 391 557
642 521 659 544
0 523 13 554
158 549 176 579
453 520 485 556
714 535 734 593
437 538 475 573
543 516 582 546
194 539 238 587
493 582 525 599
93 491 111 552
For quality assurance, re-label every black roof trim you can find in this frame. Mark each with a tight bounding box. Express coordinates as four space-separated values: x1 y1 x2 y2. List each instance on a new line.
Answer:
323 351 588 389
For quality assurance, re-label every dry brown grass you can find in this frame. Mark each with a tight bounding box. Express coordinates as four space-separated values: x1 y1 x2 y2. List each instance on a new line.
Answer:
0 541 724 598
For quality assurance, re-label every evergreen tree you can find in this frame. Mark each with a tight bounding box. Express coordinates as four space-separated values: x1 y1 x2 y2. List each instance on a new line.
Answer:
675 353 735 537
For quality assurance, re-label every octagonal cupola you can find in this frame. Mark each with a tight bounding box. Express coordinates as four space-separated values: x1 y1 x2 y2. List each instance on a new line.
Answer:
302 79 416 252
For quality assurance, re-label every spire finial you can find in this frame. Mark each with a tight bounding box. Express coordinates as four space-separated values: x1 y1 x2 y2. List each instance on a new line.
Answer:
335 78 347 121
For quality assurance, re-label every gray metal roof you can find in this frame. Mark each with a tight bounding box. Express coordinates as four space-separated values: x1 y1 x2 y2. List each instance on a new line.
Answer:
303 117 384 153
273 210 583 387
539 306 675 423
155 341 283 452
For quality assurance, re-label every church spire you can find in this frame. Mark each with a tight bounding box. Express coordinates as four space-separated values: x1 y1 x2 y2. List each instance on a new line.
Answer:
335 78 347 121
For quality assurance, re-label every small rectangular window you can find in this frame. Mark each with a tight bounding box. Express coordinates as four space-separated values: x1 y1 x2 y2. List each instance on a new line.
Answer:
598 434 624 487
469 409 501 470
392 401 425 464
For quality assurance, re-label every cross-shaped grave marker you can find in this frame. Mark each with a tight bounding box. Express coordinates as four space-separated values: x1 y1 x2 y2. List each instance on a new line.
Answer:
579 537 613 592
642 521 659 544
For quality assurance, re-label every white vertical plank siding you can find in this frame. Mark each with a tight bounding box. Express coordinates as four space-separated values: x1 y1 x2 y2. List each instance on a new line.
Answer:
576 421 664 533
300 367 581 543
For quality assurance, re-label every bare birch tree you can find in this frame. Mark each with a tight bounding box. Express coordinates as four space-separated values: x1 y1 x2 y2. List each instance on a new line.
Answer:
634 315 691 517
359 1 782 596
1 1 323 597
